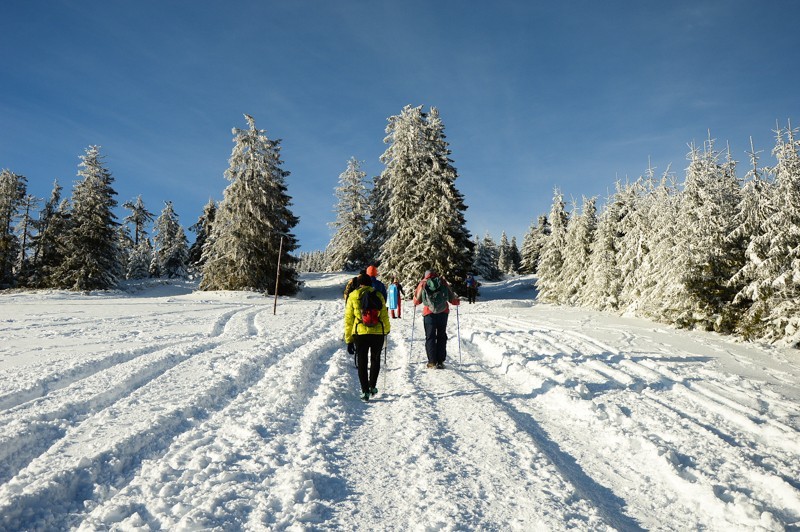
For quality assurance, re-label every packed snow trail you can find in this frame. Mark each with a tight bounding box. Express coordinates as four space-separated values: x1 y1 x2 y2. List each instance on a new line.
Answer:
0 273 798 531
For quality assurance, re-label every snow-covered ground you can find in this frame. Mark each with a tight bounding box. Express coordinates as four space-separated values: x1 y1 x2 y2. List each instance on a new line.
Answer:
0 273 798 531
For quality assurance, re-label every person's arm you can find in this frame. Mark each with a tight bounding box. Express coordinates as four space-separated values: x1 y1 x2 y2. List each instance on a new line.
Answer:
344 294 355 343
413 281 423 305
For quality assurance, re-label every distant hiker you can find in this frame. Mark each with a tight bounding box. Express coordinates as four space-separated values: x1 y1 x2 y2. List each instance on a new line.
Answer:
387 275 406 319
343 269 367 301
344 273 391 401
366 265 388 301
413 270 459 369
465 274 480 304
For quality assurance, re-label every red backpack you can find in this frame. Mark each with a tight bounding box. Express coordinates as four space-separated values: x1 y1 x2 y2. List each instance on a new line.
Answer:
359 288 383 326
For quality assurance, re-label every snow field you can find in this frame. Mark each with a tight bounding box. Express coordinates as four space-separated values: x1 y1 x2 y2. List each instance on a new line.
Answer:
0 273 798 530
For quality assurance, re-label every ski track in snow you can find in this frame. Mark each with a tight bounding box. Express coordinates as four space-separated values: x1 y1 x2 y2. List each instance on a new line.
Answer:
0 274 798 531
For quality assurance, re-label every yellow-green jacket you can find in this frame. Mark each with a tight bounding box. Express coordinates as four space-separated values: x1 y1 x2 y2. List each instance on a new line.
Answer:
344 285 391 344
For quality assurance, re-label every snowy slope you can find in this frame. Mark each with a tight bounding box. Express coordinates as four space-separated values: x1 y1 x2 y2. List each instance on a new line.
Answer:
0 273 798 531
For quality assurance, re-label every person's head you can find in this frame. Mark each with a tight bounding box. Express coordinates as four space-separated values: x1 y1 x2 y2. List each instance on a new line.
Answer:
358 273 372 286
424 269 437 279
366 265 378 278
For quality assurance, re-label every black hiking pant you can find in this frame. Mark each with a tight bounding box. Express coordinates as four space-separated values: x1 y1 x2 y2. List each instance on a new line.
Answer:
355 334 384 393
423 312 448 364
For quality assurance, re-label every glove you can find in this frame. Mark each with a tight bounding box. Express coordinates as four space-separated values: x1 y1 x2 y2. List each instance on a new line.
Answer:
347 342 355 354
452 298 460 306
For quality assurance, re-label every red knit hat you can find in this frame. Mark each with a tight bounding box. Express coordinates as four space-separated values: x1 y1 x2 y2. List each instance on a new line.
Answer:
366 265 378 277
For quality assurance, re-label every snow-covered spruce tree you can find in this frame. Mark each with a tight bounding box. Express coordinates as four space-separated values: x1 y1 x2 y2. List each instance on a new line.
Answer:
201 115 300 295
150 201 189 279
326 157 371 271
510 236 522 274
55 146 121 291
188 198 216 273
535 189 569 303
560 196 597 304
498 231 512 274
122 195 154 247
520 214 549 274
633 173 683 321
615 176 653 311
473 232 502 281
581 193 624 310
671 138 743 331
729 139 776 339
15 194 39 286
744 123 800 344
127 238 153 280
28 180 63 288
377 105 472 291
0 169 27 287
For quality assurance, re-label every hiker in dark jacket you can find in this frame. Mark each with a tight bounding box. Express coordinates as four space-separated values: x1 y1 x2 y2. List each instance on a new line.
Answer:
366 265 388 301
343 269 367 301
413 269 459 369
344 273 391 401
465 274 480 304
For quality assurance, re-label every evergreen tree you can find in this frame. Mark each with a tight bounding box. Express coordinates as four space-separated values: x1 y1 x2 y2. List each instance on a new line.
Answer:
509 236 522 274
327 157 371 271
633 174 682 321
497 232 512 274
151 201 189 278
582 193 624 310
0 169 27 287
730 139 776 338
55 146 121 290
15 194 39 286
748 124 800 344
201 115 300 294
127 238 153 280
377 105 472 291
188 198 216 272
29 180 64 288
122 195 154 247
560 197 597 304
535 189 569 302
672 138 743 331
520 214 549 274
473 232 502 281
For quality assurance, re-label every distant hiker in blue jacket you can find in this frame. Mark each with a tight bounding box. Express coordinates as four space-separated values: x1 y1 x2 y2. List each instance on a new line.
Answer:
387 275 405 318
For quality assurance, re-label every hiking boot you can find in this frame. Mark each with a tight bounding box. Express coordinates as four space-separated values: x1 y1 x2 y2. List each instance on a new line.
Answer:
370 387 378 396
436 362 445 369
426 362 436 369
360 391 370 401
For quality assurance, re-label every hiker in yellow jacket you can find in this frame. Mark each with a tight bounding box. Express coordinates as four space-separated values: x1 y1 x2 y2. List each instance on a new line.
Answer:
344 273 391 401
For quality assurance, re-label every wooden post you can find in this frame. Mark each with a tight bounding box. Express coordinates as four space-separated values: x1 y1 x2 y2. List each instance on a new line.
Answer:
273 235 283 315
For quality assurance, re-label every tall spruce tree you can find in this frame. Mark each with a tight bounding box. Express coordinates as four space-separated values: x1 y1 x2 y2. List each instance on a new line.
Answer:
29 180 64 288
520 214 549 274
55 146 121 290
473 232 502 281
188 198 216 272
123 195 155 247
377 105 472 291
0 169 27 287
327 157 371 271
151 201 189 278
560 197 597 304
535 189 569 302
201 115 300 294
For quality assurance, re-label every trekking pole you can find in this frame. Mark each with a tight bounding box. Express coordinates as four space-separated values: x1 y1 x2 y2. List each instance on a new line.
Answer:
456 305 462 365
408 304 417 365
383 334 388 391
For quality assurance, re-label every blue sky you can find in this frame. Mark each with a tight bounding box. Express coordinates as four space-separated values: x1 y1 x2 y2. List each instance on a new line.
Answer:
2 1 798 252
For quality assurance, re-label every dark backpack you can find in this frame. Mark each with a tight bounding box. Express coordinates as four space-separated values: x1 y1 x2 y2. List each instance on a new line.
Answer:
421 277 449 313
358 287 383 327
